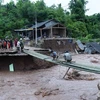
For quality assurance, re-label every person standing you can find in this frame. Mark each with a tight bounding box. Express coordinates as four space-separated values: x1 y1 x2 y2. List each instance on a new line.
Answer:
3 40 7 49
10 39 13 49
20 38 24 52
14 38 18 47
17 40 21 53
0 40 2 49
7 40 11 49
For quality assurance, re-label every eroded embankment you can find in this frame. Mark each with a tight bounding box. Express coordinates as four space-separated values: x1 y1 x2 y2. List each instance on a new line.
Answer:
0 55 54 71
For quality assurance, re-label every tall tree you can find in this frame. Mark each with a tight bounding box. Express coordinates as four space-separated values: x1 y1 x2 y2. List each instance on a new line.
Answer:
55 4 65 23
34 0 48 22
16 0 35 24
69 0 88 22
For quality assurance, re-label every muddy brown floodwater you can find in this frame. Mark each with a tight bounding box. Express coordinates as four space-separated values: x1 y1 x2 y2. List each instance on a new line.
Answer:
0 54 100 100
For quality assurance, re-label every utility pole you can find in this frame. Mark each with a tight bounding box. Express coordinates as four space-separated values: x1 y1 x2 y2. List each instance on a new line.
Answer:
35 10 37 45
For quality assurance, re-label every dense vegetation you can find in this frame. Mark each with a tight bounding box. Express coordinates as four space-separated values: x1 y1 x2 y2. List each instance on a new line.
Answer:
0 0 100 41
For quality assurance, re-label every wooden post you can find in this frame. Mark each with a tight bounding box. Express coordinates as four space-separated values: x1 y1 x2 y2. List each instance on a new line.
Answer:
64 28 66 37
51 27 53 38
63 67 70 78
32 29 34 41
40 29 42 38
35 20 37 45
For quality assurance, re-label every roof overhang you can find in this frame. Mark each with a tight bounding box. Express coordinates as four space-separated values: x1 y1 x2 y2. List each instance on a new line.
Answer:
14 28 33 32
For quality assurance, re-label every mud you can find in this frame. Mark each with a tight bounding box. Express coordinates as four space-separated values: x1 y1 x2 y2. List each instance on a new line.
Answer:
0 54 100 100
0 55 54 71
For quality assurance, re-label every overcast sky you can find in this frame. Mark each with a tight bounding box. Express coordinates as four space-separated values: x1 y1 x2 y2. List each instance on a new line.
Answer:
3 0 100 15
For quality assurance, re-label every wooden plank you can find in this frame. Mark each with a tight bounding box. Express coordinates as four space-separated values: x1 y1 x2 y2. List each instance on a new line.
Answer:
23 49 100 74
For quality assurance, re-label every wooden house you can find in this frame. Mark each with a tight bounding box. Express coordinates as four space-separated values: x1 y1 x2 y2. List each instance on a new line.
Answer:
14 19 67 40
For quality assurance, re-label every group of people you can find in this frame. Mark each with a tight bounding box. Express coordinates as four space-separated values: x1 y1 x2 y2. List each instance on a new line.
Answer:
49 48 72 62
0 39 13 50
0 38 24 53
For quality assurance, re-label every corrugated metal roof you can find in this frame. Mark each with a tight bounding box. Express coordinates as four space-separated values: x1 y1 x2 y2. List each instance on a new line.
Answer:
43 21 58 29
86 42 100 53
76 40 86 50
14 28 33 31
30 19 58 29
14 19 65 31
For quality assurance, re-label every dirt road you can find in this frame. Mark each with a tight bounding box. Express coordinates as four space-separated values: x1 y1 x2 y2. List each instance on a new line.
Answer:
0 54 100 100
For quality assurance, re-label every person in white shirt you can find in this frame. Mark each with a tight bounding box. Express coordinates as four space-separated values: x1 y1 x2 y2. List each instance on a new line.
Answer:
17 40 21 52
63 51 72 62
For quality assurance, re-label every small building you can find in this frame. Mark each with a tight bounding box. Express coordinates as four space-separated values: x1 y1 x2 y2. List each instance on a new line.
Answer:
14 19 67 40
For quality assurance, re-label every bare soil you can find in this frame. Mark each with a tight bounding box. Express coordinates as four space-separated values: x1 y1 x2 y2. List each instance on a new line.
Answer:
0 54 100 100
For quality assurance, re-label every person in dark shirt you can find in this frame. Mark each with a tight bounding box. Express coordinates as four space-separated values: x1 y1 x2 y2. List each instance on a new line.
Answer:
50 50 58 60
10 39 13 48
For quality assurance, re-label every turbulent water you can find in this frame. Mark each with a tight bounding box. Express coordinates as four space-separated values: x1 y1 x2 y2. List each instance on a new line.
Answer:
0 54 100 100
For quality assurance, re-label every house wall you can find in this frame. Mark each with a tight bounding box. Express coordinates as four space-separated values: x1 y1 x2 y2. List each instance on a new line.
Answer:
43 28 66 38
52 28 66 37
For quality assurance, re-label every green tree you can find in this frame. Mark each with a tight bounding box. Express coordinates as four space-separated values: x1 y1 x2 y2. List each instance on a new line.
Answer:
16 0 35 23
69 0 88 22
55 4 65 23
0 0 100 40
34 0 48 22
67 21 88 38
47 5 57 19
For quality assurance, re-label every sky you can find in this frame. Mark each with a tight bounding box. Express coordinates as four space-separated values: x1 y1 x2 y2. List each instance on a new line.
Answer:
2 0 100 15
